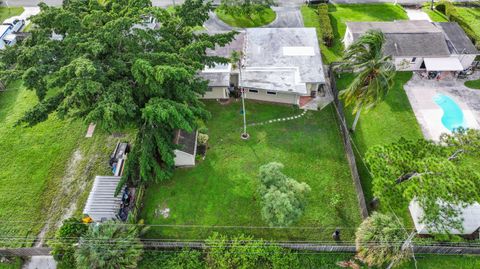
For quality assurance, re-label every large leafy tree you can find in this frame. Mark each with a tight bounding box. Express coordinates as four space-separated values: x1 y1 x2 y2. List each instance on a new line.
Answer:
258 162 311 227
336 30 395 131
75 220 143 269
50 217 88 269
356 212 412 268
366 128 480 232
0 0 235 189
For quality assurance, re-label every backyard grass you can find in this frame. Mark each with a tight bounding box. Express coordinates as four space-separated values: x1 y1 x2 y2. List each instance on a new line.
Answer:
142 101 362 241
0 7 24 22
215 7 276 28
336 72 423 222
465 79 480 89
0 81 119 247
301 4 408 63
422 4 449 22
455 6 480 43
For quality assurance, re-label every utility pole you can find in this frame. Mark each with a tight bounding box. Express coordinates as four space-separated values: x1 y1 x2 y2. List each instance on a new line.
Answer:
238 54 249 140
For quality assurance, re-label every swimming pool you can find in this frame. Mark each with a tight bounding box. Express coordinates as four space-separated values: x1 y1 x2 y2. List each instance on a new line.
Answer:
433 94 465 131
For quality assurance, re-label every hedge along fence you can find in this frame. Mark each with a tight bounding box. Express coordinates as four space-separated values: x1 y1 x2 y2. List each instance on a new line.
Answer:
439 1 480 49
318 4 334 47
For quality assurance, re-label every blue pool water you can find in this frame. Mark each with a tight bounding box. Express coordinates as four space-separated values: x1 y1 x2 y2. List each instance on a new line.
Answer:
433 94 465 131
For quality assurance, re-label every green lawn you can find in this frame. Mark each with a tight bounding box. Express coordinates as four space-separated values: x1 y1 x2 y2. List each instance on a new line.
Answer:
142 101 361 241
0 7 24 22
455 6 480 42
336 72 423 221
302 4 408 63
215 7 276 28
0 82 118 247
422 5 449 22
465 79 480 89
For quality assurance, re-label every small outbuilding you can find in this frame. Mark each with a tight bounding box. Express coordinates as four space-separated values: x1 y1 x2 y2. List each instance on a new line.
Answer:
409 200 480 235
173 129 198 167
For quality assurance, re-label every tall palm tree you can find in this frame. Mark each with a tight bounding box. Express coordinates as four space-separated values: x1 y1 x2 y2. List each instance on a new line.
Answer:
337 30 395 132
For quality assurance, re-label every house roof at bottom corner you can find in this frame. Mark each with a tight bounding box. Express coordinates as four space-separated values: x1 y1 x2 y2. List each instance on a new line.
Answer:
409 200 480 235
83 176 122 222
434 22 479 55
174 129 197 155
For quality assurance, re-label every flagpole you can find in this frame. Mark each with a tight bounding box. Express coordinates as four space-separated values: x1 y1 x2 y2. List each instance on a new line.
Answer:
239 56 249 140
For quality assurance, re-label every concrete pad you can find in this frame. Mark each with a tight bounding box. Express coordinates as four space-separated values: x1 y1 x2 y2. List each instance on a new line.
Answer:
405 8 432 22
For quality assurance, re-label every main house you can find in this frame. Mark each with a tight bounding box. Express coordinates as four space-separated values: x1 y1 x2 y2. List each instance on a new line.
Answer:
200 28 326 106
344 20 478 73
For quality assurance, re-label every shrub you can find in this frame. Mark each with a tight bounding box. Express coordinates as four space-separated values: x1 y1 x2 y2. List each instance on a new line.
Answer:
49 218 88 269
318 4 334 47
197 133 209 145
258 162 311 227
435 1 446 13
356 212 412 268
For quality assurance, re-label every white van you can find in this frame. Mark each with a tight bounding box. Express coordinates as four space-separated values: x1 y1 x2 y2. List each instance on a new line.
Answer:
2 18 25 33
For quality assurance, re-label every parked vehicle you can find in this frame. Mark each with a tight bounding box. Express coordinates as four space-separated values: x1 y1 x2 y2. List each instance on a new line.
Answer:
305 0 329 4
2 18 25 33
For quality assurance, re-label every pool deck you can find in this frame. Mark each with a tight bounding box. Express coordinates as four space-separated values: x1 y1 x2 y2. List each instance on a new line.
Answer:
404 72 480 141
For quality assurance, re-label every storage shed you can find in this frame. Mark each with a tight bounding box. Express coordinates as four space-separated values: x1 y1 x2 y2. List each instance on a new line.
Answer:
173 129 198 167
409 200 480 235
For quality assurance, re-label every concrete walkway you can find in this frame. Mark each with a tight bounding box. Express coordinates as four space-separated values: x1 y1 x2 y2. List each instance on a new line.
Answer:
22 256 56 269
266 6 304 28
405 8 431 22
2 6 40 25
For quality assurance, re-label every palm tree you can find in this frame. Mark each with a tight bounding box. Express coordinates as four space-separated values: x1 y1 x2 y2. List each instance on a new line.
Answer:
337 30 395 132
75 220 143 269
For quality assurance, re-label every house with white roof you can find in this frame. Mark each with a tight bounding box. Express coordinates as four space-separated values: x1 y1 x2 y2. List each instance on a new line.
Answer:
343 20 478 73
200 28 326 106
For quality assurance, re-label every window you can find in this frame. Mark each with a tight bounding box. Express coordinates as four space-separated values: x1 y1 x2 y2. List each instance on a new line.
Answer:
249 89 258 93
266 91 277 95
411 57 417 63
206 87 213 92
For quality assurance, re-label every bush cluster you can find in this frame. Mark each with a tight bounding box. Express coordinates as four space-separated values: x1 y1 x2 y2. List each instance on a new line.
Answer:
318 4 334 47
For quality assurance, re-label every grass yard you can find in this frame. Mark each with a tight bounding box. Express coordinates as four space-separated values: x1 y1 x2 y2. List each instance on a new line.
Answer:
0 7 24 22
336 72 423 221
465 79 480 89
302 4 408 63
0 81 121 247
142 101 362 241
422 5 449 22
455 6 480 42
215 7 276 28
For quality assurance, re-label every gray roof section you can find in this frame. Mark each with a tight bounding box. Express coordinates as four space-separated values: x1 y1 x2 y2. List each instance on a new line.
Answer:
434 22 478 55
347 21 451 57
200 68 231 87
174 129 197 155
83 176 122 222
244 28 325 84
206 32 245 57
346 20 442 34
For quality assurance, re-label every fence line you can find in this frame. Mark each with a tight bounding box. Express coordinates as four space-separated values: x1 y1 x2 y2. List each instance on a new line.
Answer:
327 65 369 219
3 242 480 257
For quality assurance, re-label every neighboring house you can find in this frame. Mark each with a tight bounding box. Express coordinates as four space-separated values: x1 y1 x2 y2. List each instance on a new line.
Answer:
201 28 326 105
409 200 480 236
173 129 198 167
344 20 479 72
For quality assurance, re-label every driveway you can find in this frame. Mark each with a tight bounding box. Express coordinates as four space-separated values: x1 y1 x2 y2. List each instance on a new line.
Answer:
266 6 304 28
404 73 480 141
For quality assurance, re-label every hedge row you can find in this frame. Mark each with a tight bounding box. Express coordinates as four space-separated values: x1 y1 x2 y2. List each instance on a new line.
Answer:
317 4 334 47
439 1 480 49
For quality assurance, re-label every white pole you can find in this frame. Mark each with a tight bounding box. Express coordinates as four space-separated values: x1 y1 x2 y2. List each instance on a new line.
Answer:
242 88 247 135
